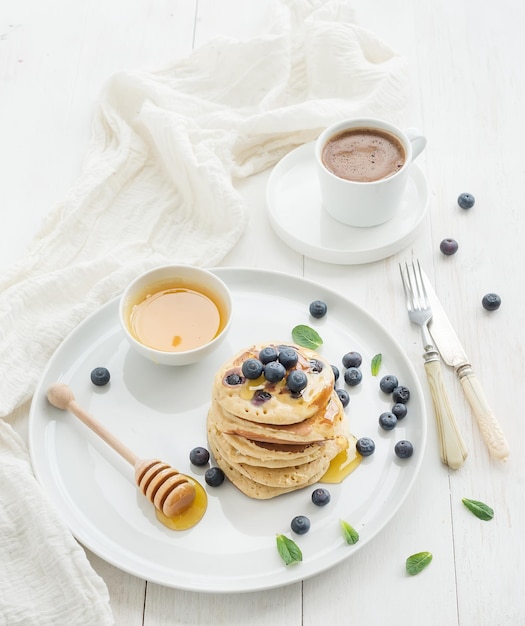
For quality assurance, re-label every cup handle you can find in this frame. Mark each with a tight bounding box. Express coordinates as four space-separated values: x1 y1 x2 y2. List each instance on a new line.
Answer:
405 128 427 160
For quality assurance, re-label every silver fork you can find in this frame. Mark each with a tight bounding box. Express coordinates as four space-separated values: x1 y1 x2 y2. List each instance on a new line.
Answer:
400 259 468 469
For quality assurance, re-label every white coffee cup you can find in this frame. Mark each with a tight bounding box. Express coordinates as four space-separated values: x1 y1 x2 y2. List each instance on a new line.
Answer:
315 118 426 228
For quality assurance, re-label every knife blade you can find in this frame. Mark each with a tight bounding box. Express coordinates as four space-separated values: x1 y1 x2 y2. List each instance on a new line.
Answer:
423 271 509 462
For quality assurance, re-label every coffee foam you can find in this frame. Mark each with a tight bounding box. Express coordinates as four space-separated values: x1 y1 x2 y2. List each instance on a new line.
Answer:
322 128 405 183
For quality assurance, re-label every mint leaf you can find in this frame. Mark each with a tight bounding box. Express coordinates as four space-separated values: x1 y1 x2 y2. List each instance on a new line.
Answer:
371 353 382 376
462 498 494 521
406 551 432 576
340 520 359 545
291 325 323 349
276 534 302 566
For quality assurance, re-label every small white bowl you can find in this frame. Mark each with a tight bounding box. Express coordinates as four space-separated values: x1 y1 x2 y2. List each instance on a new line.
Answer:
119 265 232 366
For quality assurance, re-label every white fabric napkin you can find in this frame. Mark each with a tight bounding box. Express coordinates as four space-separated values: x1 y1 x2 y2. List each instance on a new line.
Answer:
0 0 408 623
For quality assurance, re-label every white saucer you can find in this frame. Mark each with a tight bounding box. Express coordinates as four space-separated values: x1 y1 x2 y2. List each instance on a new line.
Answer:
266 142 429 265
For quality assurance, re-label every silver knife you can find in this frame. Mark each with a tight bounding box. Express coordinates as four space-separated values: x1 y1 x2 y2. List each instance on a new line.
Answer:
423 272 509 462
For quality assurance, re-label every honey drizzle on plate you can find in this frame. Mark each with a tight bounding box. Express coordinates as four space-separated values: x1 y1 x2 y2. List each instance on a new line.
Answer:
320 442 362 484
155 479 208 530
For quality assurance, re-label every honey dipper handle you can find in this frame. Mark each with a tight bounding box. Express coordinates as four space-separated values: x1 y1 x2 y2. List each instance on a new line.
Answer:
47 383 139 466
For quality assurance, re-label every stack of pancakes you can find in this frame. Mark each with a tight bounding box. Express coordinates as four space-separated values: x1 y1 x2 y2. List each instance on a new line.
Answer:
207 343 350 499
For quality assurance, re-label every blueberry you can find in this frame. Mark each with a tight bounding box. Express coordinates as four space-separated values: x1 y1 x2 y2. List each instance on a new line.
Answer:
379 411 398 430
311 487 331 506
457 192 475 209
242 358 264 379
291 515 311 535
482 293 501 311
356 437 375 457
336 388 350 408
278 347 298 369
259 346 279 364
309 359 324 373
379 375 398 394
342 351 362 368
264 360 286 383
225 372 243 385
90 367 110 386
287 369 308 393
205 467 225 487
344 367 362 386
331 365 340 382
391 402 408 420
189 446 210 466
392 385 410 403
440 238 459 255
394 440 414 459
309 300 328 318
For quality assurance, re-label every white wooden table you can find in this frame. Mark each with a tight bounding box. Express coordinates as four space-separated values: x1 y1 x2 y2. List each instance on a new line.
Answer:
1 1 524 625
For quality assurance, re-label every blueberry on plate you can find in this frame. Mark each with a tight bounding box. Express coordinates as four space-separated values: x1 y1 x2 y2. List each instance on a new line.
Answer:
344 367 362 386
482 293 501 311
205 467 225 487
379 411 398 431
90 367 110 386
335 388 350 408
356 437 375 457
309 300 328 318
392 385 410 403
440 238 459 255
189 446 210 466
457 192 475 209
311 487 331 506
379 374 398 394
394 440 414 459
291 515 311 535
391 402 408 420
331 364 340 383
342 351 362 368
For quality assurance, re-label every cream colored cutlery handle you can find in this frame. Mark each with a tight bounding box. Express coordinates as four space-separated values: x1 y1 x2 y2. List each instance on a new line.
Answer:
458 367 509 462
424 358 468 469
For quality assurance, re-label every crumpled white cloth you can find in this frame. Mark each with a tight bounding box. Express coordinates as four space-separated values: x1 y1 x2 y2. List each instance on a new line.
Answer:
0 0 408 623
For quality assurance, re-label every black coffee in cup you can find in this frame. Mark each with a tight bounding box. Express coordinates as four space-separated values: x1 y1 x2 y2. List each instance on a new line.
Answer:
321 127 406 183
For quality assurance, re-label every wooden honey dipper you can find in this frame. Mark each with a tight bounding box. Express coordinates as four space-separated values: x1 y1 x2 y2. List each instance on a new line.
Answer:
47 383 197 518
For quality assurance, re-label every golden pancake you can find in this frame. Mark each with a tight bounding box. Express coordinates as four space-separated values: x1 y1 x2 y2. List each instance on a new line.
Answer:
208 391 346 445
212 343 334 425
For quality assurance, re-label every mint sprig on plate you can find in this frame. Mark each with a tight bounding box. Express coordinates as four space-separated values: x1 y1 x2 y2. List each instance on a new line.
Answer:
276 534 302 566
291 325 323 349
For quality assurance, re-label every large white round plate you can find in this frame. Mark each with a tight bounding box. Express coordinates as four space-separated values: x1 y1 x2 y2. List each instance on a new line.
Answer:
28 268 426 593
266 142 429 264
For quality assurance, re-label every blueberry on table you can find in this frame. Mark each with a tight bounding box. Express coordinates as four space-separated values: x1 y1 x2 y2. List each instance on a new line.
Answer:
440 238 459 255
457 192 475 209
392 385 410 403
278 347 298 369
391 402 408 420
482 293 501 311
90 367 110 386
291 515 311 535
394 440 414 459
189 446 210 466
286 369 308 393
205 467 225 487
311 487 331 506
309 300 328 318
335 388 350 408
259 346 279 364
379 411 398 430
242 358 264 379
344 367 362 386
264 360 286 383
379 375 398 394
342 351 362 368
356 437 375 457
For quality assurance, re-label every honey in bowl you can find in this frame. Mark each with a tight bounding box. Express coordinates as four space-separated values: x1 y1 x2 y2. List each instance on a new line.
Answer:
129 283 226 353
